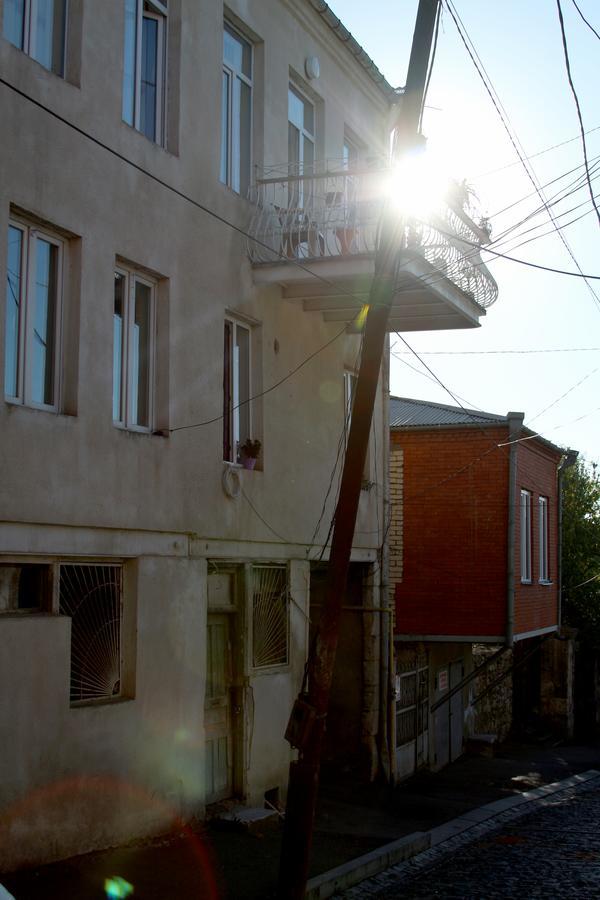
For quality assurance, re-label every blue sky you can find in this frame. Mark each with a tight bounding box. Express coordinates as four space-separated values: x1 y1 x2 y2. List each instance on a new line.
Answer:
328 0 600 461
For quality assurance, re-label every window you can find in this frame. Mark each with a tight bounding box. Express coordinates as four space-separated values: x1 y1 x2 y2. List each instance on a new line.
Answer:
3 0 66 75
252 565 288 669
59 564 123 703
220 23 252 196
0 563 52 613
113 266 156 431
520 489 532 583
223 317 252 463
539 496 549 582
288 84 314 206
122 0 167 144
5 218 64 410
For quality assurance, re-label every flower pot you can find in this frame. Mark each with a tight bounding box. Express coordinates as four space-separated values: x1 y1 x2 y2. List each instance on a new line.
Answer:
242 456 257 470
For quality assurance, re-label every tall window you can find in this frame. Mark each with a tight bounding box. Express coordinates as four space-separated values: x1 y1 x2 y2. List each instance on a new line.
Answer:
539 496 549 582
223 317 251 463
3 0 66 75
520 489 532 583
113 266 156 431
288 84 314 206
122 0 167 144
220 23 252 196
5 219 63 410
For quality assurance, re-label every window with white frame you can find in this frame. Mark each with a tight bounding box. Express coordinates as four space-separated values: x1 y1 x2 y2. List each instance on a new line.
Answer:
59 563 123 704
5 218 64 410
113 266 156 431
3 0 67 75
288 84 314 207
252 565 288 669
220 22 252 196
122 0 167 144
223 317 252 463
520 489 532 583
539 496 549 582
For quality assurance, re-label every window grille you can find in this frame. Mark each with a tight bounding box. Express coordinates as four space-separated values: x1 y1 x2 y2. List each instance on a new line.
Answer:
59 564 122 703
252 566 288 668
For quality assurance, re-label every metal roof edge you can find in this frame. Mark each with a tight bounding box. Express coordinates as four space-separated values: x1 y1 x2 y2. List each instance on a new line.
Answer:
305 0 399 103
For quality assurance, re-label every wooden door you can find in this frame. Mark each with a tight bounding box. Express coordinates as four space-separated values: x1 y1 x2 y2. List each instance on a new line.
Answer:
205 613 233 803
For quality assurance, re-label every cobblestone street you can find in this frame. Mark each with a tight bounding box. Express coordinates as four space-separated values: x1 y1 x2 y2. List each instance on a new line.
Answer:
343 783 600 899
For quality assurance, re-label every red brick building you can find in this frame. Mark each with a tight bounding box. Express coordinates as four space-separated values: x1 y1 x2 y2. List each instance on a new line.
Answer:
389 396 569 779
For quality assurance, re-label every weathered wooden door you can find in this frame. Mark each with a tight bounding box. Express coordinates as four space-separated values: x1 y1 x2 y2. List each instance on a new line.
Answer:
205 613 234 803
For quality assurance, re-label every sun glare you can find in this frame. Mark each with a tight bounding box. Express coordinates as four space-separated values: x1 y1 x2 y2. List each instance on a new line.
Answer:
387 151 450 221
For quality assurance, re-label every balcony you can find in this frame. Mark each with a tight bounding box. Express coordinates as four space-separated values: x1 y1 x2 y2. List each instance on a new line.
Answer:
247 162 498 333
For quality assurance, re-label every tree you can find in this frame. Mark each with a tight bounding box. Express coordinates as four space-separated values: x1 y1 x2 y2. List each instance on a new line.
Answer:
562 459 600 647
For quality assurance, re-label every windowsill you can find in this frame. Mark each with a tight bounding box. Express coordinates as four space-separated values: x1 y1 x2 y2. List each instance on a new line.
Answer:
520 579 532 585
70 695 134 710
5 401 76 420
113 422 165 437
120 120 173 157
539 580 553 586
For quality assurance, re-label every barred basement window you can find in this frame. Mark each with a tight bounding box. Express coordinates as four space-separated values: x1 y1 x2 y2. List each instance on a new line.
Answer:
59 564 122 703
252 565 288 669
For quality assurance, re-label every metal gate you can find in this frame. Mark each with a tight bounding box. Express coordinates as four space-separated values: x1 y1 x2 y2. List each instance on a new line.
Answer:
394 650 429 780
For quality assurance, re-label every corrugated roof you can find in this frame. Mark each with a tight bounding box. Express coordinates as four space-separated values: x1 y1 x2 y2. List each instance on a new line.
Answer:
390 396 509 429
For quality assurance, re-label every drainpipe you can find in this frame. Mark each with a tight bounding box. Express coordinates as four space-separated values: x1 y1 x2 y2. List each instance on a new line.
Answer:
506 412 524 648
379 349 392 782
557 449 578 631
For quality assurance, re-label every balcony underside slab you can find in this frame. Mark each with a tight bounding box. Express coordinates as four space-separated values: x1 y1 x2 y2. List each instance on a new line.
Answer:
252 254 484 332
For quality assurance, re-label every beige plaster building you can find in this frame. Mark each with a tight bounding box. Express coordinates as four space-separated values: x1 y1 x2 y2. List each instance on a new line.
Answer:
0 0 496 870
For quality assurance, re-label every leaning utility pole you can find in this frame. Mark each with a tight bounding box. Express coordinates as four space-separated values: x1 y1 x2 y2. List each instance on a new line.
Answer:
278 2 441 897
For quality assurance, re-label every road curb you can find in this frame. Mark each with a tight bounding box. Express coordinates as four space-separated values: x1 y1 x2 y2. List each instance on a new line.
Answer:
305 832 430 899
310 768 600 898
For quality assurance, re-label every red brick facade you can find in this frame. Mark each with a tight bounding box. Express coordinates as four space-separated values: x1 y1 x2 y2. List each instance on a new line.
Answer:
393 424 561 640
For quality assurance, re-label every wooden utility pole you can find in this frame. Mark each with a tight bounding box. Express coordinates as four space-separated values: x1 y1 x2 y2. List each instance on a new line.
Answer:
278 3 441 897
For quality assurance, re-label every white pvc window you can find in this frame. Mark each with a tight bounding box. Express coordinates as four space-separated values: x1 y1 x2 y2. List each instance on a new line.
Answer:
4 219 63 410
3 0 67 75
520 489 532 583
220 23 252 196
223 317 251 462
539 496 549 583
122 0 167 144
288 84 314 206
113 267 156 432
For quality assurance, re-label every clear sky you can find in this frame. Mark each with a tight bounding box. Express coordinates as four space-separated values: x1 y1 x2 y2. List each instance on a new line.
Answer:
329 0 600 461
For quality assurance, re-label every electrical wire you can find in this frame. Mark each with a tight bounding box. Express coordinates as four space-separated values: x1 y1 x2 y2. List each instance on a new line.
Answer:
555 0 600 227
474 123 600 179
570 0 600 42
443 0 600 312
391 347 600 355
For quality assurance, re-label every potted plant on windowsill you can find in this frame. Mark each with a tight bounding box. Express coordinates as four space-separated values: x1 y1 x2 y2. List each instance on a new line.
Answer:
240 438 261 470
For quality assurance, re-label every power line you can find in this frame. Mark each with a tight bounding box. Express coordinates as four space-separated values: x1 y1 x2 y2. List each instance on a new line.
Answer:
555 0 600 227
570 0 600 42
444 0 600 312
474 124 600 179
526 365 599 426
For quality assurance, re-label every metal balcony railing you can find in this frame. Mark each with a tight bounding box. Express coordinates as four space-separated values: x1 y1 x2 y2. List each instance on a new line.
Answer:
247 161 499 310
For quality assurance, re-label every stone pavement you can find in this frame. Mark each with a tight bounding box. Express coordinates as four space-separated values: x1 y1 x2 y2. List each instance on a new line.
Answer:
340 776 600 898
2 739 599 899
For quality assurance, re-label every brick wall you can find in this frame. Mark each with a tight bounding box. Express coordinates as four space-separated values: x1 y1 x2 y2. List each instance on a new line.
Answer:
393 425 510 638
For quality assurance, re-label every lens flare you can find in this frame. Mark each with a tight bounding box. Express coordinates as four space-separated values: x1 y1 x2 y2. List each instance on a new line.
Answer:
105 876 134 898
387 152 449 221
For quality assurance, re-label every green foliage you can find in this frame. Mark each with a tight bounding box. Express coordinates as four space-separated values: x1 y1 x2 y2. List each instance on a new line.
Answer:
562 458 600 647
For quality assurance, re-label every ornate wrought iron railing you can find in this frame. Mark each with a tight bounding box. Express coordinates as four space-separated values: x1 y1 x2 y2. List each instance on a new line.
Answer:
246 163 498 310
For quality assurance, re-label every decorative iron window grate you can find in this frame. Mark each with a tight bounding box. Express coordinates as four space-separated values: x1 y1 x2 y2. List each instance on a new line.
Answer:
59 564 122 703
252 565 288 668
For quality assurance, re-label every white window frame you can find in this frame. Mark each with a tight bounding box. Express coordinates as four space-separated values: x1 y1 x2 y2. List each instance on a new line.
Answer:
122 0 167 145
520 489 532 583
539 496 549 583
5 218 64 411
3 0 67 75
223 316 252 463
220 21 253 195
113 265 156 433
288 83 315 207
